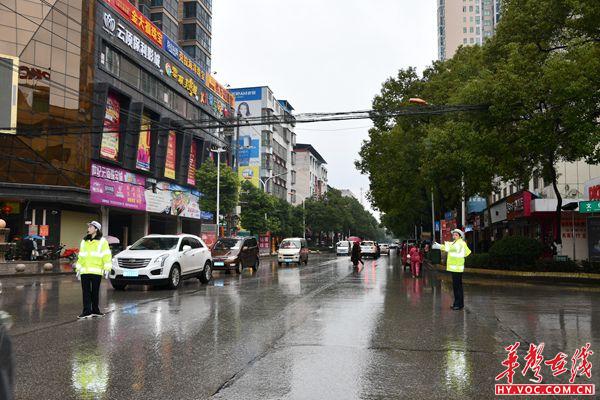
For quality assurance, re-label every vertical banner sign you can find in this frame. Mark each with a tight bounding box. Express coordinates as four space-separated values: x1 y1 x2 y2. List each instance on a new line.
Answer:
100 93 120 161
187 140 197 185
164 130 177 179
136 115 151 171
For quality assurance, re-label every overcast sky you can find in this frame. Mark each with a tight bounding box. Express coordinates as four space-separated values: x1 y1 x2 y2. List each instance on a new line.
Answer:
212 0 437 217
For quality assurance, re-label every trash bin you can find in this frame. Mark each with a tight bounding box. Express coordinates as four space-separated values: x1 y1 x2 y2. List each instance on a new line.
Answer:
429 249 442 265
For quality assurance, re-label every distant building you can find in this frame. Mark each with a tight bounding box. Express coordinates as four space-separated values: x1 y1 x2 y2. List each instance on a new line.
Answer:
437 0 501 60
340 189 356 199
293 144 328 205
229 86 297 202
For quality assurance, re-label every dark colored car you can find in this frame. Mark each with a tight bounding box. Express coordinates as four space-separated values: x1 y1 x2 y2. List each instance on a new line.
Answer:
211 237 260 274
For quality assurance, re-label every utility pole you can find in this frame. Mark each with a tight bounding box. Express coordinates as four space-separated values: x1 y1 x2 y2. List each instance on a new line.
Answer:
210 148 226 238
303 199 306 239
431 188 436 242
235 111 241 173
461 175 466 229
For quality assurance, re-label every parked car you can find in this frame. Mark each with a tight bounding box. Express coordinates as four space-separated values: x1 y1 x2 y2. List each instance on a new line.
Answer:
336 240 351 256
211 236 260 274
278 238 309 266
110 234 212 290
389 242 398 250
360 241 379 258
380 243 390 255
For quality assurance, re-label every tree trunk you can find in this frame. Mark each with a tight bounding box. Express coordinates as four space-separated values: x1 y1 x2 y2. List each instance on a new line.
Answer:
549 162 562 246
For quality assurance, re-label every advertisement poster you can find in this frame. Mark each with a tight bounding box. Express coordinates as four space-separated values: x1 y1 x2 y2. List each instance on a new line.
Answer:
90 162 146 211
238 135 260 167
164 130 177 179
145 182 200 219
187 140 197 185
259 233 271 255
239 165 260 188
136 115 151 171
201 224 217 248
100 93 120 161
39 225 49 237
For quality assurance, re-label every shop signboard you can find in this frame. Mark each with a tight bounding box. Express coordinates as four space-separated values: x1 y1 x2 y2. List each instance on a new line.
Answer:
467 196 487 214
206 74 235 107
506 191 533 220
238 136 260 167
579 201 600 213
145 182 200 219
164 62 198 98
136 115 151 171
100 93 120 161
259 233 271 255
104 0 164 48
90 162 146 210
587 217 600 261
230 87 263 102
163 36 206 83
164 130 177 179
187 141 197 185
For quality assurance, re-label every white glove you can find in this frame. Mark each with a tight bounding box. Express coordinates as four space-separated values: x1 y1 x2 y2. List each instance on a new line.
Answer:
431 242 442 250
76 271 81 281
104 271 110 279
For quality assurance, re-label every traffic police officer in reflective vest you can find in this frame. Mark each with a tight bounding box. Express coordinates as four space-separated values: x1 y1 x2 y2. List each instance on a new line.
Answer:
75 221 112 319
442 229 471 310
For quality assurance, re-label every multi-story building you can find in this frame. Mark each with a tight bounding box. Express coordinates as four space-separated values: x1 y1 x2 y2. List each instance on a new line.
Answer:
128 0 212 72
437 0 501 60
229 87 297 202
293 144 328 205
0 0 233 249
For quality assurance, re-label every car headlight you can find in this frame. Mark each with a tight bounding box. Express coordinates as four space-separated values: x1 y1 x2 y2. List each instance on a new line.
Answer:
226 256 237 262
153 254 169 267
112 258 118 267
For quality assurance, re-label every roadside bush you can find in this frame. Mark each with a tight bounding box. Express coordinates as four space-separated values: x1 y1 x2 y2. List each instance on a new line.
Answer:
465 253 491 268
581 260 600 274
489 236 543 268
533 259 582 273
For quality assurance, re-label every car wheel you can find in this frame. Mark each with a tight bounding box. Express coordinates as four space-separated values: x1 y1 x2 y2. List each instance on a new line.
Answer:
252 257 260 271
235 262 243 274
110 280 127 291
278 262 282 267
168 264 181 289
199 261 212 284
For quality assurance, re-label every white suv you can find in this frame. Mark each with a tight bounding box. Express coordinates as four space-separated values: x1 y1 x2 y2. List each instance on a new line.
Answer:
110 234 212 290
360 241 379 258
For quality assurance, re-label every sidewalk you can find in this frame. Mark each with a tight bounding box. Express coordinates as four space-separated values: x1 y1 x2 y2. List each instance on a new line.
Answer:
0 260 74 277
426 261 600 284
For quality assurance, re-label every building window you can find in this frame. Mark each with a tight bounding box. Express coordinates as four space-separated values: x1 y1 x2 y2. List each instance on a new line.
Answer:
469 5 473 11
183 23 196 40
476 27 480 34
183 2 196 18
463 38 467 44
463 27 467 33
469 37 474 43
469 27 474 33
103 45 120 76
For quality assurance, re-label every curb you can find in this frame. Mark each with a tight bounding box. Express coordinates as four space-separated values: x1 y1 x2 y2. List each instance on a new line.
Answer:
0 272 74 279
426 262 600 284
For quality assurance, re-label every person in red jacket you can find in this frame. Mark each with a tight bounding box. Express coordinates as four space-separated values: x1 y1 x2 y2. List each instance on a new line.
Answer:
409 245 423 278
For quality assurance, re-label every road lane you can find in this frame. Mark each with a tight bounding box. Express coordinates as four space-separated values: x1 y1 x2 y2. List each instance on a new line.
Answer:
2 253 599 399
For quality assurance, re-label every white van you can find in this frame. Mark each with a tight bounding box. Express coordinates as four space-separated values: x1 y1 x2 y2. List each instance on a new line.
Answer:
336 241 351 256
277 238 309 266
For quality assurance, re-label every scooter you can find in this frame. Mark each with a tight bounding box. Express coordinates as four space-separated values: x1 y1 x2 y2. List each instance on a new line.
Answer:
38 244 65 260
62 248 79 262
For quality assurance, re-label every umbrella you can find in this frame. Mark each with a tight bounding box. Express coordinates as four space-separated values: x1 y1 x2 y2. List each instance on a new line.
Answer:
106 236 120 245
23 235 43 240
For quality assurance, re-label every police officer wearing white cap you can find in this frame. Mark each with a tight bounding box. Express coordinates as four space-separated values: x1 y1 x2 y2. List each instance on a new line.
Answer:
75 221 112 319
435 229 471 310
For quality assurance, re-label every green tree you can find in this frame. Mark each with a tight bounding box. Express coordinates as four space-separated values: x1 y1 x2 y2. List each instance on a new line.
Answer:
239 180 275 235
195 160 239 218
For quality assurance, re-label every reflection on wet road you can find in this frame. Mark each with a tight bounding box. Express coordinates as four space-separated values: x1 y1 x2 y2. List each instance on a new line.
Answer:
2 254 599 399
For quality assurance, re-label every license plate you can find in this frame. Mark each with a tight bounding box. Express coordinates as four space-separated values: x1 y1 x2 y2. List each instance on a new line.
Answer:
123 270 139 277
214 261 224 267
285 259 293 263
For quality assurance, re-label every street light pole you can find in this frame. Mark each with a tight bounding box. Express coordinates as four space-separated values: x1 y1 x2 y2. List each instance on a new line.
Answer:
210 147 226 239
235 112 241 173
431 188 435 242
259 171 288 194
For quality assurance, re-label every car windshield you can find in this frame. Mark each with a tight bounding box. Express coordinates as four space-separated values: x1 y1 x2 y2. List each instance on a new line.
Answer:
361 241 374 246
130 237 179 250
214 239 242 250
280 240 301 249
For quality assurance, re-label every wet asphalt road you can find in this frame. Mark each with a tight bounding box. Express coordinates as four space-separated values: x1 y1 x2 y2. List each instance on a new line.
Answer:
1 253 600 399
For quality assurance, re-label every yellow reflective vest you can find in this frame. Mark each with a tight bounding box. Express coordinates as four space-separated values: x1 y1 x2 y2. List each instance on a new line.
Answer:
75 237 112 275
443 238 471 273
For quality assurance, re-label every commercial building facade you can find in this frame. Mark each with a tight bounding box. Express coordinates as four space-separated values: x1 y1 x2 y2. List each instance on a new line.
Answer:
437 0 501 60
293 143 328 205
229 86 297 202
0 0 233 249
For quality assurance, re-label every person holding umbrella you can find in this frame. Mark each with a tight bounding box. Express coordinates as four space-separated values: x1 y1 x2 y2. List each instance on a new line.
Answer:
75 221 112 319
435 229 471 310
